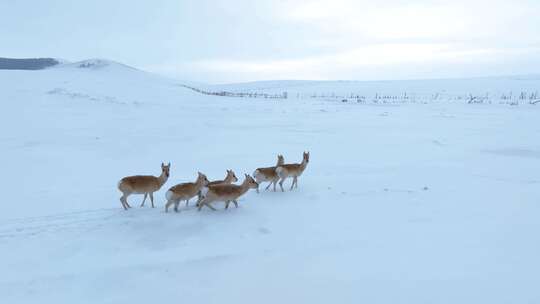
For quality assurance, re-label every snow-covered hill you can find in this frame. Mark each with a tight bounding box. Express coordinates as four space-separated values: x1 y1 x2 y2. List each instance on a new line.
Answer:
55 58 138 71
1 63 539 303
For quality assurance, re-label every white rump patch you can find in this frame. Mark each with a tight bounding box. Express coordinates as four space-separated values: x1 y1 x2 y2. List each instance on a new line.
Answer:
275 166 284 177
253 169 266 182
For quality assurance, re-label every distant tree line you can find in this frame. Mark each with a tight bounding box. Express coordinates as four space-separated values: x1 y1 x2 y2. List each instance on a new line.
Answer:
297 90 540 105
0 57 59 70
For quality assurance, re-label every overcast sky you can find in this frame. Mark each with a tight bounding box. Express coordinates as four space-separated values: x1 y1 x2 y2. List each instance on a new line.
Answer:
1 0 539 83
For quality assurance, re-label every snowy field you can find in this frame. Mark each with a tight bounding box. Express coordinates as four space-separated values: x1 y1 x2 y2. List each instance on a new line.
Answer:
1 60 540 303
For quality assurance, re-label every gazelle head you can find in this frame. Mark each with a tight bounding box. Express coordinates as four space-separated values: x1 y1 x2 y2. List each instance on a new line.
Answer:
226 169 238 183
161 162 171 178
303 151 310 163
244 174 259 190
197 171 210 186
277 154 285 166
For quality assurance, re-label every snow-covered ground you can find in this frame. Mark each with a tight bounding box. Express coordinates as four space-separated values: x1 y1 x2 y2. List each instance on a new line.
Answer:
1 61 540 303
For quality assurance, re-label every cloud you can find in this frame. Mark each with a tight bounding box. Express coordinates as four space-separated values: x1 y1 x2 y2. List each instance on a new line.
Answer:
4 0 539 82
174 0 540 82
184 43 540 81
281 0 540 43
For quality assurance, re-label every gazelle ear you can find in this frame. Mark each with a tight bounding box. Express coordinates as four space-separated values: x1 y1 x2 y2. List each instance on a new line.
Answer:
161 162 164 167
167 162 170 167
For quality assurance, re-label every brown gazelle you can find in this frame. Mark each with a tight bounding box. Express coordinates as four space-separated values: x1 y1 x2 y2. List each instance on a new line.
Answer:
165 172 209 212
198 174 259 211
276 151 310 191
117 163 171 210
253 154 284 192
196 169 238 204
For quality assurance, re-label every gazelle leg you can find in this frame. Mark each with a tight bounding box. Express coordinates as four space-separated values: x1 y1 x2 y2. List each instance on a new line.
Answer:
197 198 206 211
233 200 238 208
174 200 181 212
225 200 230 209
165 199 173 213
295 177 299 188
124 195 132 208
185 199 190 207
140 193 148 207
290 177 297 190
273 180 277 191
265 182 272 191
120 195 128 210
279 178 285 192
150 192 155 208
199 199 216 211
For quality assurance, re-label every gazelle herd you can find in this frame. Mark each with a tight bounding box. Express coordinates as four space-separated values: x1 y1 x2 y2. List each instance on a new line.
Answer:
117 152 310 212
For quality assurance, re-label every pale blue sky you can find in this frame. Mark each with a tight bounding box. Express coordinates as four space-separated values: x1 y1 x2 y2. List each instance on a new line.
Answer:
1 0 539 83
